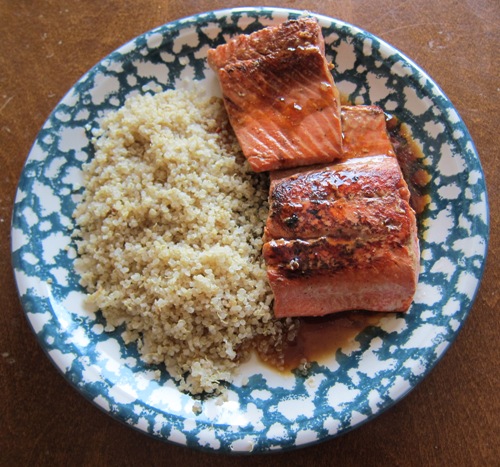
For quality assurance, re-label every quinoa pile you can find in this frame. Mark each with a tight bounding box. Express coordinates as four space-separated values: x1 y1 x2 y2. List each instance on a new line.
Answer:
73 87 294 394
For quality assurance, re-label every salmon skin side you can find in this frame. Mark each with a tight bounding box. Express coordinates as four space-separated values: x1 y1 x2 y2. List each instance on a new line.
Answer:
208 17 343 172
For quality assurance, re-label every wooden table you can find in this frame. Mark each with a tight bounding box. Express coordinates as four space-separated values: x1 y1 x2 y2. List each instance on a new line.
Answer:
1 1 498 465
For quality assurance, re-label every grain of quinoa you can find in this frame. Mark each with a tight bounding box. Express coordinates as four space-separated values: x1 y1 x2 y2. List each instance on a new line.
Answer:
73 86 295 394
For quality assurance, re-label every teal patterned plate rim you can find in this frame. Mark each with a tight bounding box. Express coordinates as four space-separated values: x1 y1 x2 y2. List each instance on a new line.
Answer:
11 7 489 453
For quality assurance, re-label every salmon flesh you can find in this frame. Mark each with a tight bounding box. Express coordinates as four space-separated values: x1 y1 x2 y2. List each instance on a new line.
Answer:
208 17 343 172
264 115 420 318
341 105 396 159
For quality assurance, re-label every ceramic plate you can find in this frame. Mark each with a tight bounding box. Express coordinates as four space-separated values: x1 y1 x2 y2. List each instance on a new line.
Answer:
11 7 489 453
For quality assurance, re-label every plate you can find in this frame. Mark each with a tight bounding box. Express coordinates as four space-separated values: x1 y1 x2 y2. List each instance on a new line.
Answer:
11 7 489 453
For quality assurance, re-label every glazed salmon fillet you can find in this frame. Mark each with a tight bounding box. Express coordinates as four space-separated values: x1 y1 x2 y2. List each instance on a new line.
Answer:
208 18 343 172
263 155 419 318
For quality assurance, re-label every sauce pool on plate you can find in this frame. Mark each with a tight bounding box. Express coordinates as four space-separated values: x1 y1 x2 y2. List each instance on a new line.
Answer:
257 311 389 372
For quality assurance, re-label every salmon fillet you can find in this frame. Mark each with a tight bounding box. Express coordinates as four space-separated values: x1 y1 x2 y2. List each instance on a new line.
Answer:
208 18 343 172
341 105 396 159
263 155 419 318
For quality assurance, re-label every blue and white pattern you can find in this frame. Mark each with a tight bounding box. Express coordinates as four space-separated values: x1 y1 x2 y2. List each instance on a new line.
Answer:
11 7 489 453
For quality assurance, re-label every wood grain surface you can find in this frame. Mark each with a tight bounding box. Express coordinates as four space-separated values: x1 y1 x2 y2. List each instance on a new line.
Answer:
1 1 498 466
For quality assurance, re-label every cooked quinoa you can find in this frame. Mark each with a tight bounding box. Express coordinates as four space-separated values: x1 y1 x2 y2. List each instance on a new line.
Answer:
73 86 294 394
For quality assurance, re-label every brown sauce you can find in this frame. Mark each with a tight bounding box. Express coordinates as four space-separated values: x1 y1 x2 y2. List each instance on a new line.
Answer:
386 115 431 215
257 311 388 373
256 104 430 374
